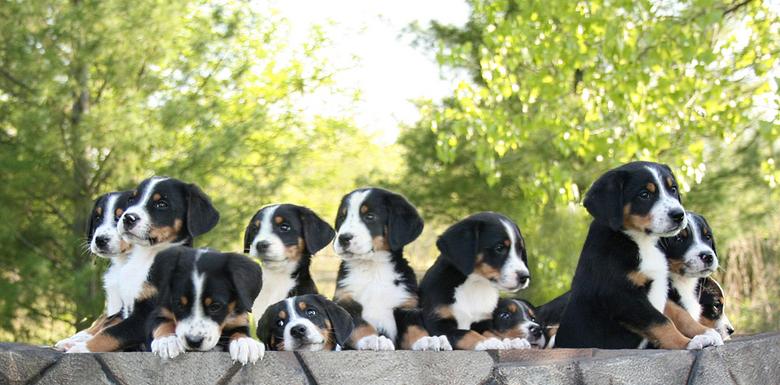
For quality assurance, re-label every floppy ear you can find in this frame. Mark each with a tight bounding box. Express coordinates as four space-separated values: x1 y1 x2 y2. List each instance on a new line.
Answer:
436 218 481 276
698 215 718 257
148 246 186 305
243 212 260 254
298 206 336 255
583 169 627 232
255 305 275 347
385 191 424 251
185 183 220 238
85 195 102 242
312 294 354 348
226 253 263 312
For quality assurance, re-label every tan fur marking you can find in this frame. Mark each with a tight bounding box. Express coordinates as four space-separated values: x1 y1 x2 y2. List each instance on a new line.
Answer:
666 177 674 188
507 302 519 313
84 314 108 335
623 204 653 232
159 307 175 320
180 296 188 307
436 305 454 319
322 320 335 350
274 216 283 225
664 301 709 338
138 282 158 300
114 208 123 217
372 235 390 252
222 312 249 330
334 288 352 302
627 271 651 287
284 238 304 262
646 182 657 193
149 218 183 244
279 310 287 319
455 331 487 350
153 320 177 339
360 205 369 214
489 327 525 339
699 316 717 328
400 325 430 350
646 321 690 349
399 295 419 309
475 261 501 281
349 323 378 344
298 301 306 311
95 207 102 216
85 334 121 352
152 193 161 201
204 297 213 306
668 259 686 274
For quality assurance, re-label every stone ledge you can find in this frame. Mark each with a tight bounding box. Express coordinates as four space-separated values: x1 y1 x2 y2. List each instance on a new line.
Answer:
1 333 777 385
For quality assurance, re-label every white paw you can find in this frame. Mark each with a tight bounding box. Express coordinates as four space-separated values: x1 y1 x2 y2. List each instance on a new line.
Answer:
411 335 452 351
687 329 724 350
229 337 265 365
437 335 453 351
55 331 93 351
151 335 186 359
355 335 395 351
502 337 532 350
474 337 506 351
65 342 91 353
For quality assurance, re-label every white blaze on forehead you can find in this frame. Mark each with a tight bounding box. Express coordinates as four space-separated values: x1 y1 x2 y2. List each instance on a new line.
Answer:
334 190 373 256
177 249 221 351
645 166 685 235
678 216 718 277
134 176 168 210
250 204 286 261
283 297 323 351
91 193 126 257
499 219 529 289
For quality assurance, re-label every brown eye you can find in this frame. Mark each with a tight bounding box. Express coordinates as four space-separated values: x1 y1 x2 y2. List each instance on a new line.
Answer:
153 200 168 209
279 223 291 232
498 312 510 320
494 244 506 253
207 303 222 313
277 319 285 327
364 213 376 221
306 308 317 317
639 190 651 200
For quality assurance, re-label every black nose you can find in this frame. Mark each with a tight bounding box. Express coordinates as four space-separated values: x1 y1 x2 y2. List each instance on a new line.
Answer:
185 336 203 348
123 213 139 229
256 241 270 253
727 326 735 335
290 324 307 339
529 325 543 338
338 233 353 247
668 209 685 224
517 273 530 286
699 252 714 265
94 236 109 249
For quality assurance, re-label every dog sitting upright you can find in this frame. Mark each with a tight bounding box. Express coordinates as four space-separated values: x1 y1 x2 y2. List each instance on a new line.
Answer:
332 187 449 351
257 294 354 351
149 247 264 364
556 161 722 349
243 204 335 322
419 212 532 350
55 190 132 350
67 176 219 353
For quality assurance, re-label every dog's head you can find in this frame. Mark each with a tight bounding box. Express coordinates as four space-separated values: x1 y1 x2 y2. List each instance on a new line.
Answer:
660 212 718 278
243 204 334 271
257 294 354 351
153 247 262 352
87 190 133 258
584 161 685 237
118 177 219 248
698 277 734 340
436 212 530 291
333 187 423 260
492 298 546 348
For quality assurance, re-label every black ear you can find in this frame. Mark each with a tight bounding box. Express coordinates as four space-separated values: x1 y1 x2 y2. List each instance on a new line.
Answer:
226 253 263 312
185 183 220 238
698 214 717 257
312 294 354 348
148 246 187 305
298 206 336 255
384 191 424 251
243 212 260 254
86 195 103 242
436 218 481 276
583 169 627 231
256 304 276 347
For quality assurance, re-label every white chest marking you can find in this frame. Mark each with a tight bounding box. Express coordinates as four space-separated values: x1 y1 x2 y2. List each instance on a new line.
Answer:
340 253 411 340
103 256 128 315
672 275 702 319
630 233 669 313
118 246 157 317
252 267 296 322
451 274 499 330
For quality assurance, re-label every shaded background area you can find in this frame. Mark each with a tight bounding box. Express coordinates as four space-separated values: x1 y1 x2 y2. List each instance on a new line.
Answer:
1 0 778 344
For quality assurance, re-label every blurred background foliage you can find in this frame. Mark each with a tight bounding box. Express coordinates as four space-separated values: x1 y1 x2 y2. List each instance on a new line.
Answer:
1 0 778 344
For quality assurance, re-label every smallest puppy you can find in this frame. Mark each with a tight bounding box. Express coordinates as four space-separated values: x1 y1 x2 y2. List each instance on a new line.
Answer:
257 294 354 351
698 277 735 339
486 299 546 349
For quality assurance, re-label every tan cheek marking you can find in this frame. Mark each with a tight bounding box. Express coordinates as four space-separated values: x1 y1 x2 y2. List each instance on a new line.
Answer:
668 259 686 274
699 316 717 328
400 325 429 350
274 216 283 225
149 219 184 243
624 204 653 232
222 311 248 330
372 235 390 252
322 321 335 350
153 320 177 339
152 193 161 201
475 261 501 281
627 271 651 287
119 239 131 253
284 239 303 262
646 182 657 193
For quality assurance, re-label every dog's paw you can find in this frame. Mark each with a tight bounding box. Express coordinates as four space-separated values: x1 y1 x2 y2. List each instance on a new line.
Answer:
411 335 451 351
474 337 506 351
355 335 395 351
151 335 186 359
65 342 91 353
55 331 93 351
229 337 265 365
687 329 724 350
502 337 532 350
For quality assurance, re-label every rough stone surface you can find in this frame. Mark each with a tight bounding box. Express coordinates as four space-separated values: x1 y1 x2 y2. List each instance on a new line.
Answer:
0 333 777 385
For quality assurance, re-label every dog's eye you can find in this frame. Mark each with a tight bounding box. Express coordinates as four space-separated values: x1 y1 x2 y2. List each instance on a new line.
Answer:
364 213 376 221
498 312 510 320
669 186 678 195
277 319 285 327
306 308 317 317
279 223 291 232
153 200 168 209
638 190 651 200
704 234 712 240
674 235 684 242
494 244 506 253
207 303 222 313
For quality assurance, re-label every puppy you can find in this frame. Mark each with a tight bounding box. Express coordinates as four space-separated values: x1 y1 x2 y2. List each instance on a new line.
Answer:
257 294 354 351
698 277 735 339
484 298 546 349
419 212 531 350
534 292 569 347
332 187 449 351
55 190 132 350
243 204 335 321
556 161 721 349
67 177 219 353
660 212 725 341
149 247 264 364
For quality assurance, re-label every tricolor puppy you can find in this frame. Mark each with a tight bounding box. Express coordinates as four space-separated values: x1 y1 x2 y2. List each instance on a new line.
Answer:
660 212 725 342
419 212 531 350
257 294 354 351
149 247 264 364
333 187 449 351
55 190 132 350
534 292 570 348
698 277 734 340
485 298 546 349
67 177 219 353
556 161 721 349
243 204 334 321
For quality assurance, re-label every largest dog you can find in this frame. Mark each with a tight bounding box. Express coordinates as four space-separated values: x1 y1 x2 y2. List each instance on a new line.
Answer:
556 161 721 349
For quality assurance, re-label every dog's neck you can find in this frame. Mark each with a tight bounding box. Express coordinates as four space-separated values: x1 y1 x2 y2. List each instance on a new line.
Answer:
671 272 702 320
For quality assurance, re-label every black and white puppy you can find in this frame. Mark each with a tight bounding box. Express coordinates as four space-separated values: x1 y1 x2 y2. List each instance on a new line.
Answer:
243 204 334 321
68 176 219 353
486 298 546 348
257 294 354 351
555 161 721 349
149 247 264 364
55 190 132 350
333 187 449 351
419 212 531 350
698 277 734 339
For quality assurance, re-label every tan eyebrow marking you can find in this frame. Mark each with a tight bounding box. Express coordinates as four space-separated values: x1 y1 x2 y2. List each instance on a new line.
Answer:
646 182 656 193
95 207 103 215
274 216 284 224
360 205 368 214
152 193 162 201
